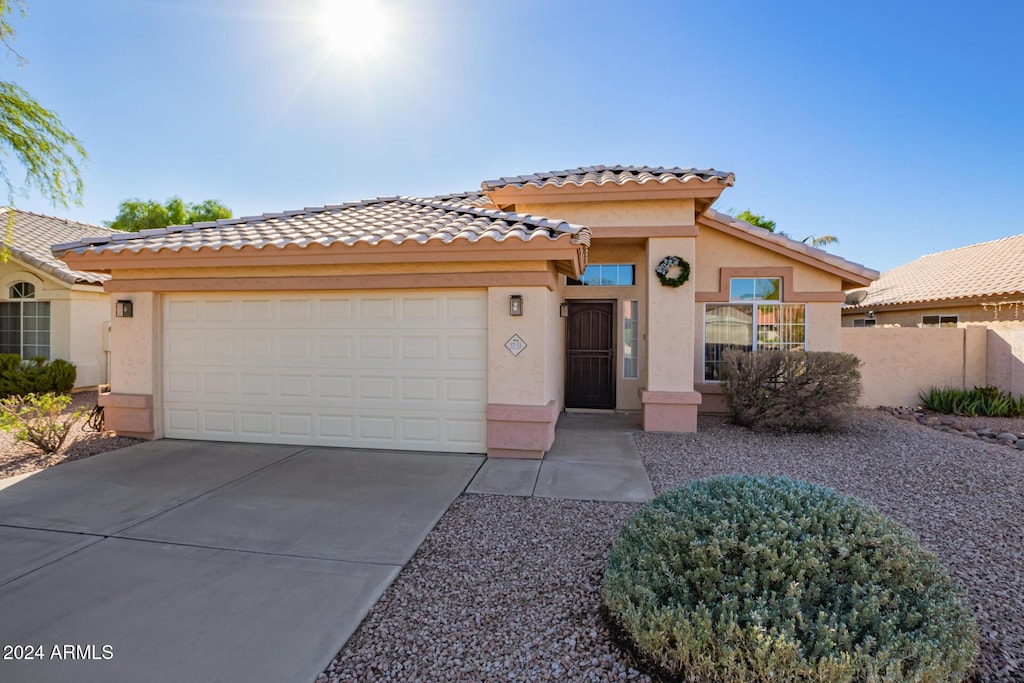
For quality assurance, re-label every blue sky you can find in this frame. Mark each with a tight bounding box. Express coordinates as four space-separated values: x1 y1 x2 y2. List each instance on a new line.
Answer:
6 0 1023 272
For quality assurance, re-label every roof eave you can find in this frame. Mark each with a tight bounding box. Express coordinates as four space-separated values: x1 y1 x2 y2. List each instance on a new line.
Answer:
484 177 734 209
700 209 879 288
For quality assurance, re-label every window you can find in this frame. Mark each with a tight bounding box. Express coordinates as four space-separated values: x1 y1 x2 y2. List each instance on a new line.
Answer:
703 278 805 381
729 277 781 301
622 300 639 379
921 315 958 328
567 264 635 286
0 282 50 358
852 319 876 328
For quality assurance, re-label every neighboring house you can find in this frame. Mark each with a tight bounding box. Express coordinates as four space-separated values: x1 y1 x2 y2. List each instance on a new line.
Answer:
53 165 877 456
1 208 114 389
843 233 1024 328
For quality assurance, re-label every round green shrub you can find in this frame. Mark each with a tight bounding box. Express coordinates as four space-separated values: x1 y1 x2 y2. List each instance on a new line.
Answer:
602 476 978 683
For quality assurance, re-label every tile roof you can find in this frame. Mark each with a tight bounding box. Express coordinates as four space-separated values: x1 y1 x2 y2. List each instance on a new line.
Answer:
52 196 589 258
0 208 112 285
847 233 1024 308
481 165 735 191
428 190 496 208
703 208 879 283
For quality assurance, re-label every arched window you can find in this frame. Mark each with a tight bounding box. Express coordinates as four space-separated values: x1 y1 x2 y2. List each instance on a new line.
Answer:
0 281 50 358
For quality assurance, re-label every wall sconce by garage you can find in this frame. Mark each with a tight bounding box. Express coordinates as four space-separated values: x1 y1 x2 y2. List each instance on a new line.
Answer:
559 302 569 318
509 294 524 317
115 300 134 318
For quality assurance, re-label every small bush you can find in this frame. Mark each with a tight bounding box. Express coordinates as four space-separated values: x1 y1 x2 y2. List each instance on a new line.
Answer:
720 350 861 431
0 356 78 398
602 476 978 683
0 392 89 454
920 385 1024 417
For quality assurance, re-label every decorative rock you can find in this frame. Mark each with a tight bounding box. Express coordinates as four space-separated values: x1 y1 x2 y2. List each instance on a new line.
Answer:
997 432 1019 442
1016 441 1024 450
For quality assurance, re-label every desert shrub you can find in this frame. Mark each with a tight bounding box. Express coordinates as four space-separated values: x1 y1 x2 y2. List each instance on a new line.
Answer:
720 349 861 431
0 356 77 398
0 392 89 454
920 385 1024 417
602 476 978 683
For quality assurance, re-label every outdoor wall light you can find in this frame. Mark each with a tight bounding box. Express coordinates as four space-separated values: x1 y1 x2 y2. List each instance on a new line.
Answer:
559 302 569 318
115 300 134 318
509 294 523 317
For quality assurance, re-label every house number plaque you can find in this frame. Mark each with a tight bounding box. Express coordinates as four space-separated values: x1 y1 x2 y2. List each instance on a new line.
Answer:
505 334 527 356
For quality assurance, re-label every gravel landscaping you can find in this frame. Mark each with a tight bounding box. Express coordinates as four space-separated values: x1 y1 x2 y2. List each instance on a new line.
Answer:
0 392 143 480
319 410 1023 683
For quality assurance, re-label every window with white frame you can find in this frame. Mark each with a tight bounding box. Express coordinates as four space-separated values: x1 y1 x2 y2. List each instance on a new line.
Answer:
622 300 639 379
921 315 958 328
0 282 50 358
852 318 876 328
704 277 805 381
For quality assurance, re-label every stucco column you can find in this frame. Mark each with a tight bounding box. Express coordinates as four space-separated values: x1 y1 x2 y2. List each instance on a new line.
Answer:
642 237 701 431
100 291 158 439
485 286 559 458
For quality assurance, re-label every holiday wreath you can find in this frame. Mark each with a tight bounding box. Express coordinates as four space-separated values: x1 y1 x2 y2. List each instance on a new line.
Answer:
655 256 690 287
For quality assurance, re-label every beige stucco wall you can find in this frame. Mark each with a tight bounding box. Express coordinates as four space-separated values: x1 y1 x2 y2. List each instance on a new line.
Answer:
487 285 555 407
842 302 1023 328
987 328 1024 396
841 327 988 407
695 228 841 292
109 291 161 428
515 198 695 227
113 260 550 281
0 261 109 388
647 236 697 393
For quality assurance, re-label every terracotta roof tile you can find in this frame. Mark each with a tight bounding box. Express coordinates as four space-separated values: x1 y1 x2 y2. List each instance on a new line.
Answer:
481 165 735 191
52 197 588 258
848 233 1024 308
0 208 112 284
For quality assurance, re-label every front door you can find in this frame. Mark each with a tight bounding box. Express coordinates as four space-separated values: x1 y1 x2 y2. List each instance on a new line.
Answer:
565 301 616 409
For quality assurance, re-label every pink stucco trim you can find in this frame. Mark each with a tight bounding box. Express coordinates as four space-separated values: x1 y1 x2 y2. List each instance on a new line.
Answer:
486 400 559 459
640 390 702 433
98 391 154 438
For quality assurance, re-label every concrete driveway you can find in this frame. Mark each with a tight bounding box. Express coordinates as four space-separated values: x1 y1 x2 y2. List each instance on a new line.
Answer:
0 440 483 683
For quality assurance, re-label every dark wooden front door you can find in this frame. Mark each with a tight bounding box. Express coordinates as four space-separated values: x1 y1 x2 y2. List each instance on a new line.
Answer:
565 301 615 409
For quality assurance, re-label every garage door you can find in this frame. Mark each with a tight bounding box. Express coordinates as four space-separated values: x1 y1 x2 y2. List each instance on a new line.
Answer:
162 291 488 453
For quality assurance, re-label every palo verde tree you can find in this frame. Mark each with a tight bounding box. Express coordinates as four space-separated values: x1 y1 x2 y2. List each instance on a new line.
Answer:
0 1 86 210
734 209 839 248
106 196 232 232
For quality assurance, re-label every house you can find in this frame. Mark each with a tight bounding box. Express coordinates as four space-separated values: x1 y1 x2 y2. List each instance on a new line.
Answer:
52 165 877 456
1 208 114 389
843 233 1024 328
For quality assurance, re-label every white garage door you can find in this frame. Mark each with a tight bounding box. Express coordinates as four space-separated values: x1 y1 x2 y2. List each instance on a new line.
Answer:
162 291 488 453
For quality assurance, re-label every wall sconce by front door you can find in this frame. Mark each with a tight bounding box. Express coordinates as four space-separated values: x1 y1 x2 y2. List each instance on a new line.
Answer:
115 300 134 318
507 292 524 317
559 302 569 318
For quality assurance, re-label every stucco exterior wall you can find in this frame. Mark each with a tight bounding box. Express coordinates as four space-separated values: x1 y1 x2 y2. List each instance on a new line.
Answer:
842 302 1023 328
515 198 695 227
113 260 549 280
695 228 841 292
841 327 988 407
0 262 109 388
987 328 1024 396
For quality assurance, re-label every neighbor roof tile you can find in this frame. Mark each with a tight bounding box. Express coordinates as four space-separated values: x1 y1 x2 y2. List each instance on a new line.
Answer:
848 233 1024 308
1 208 112 284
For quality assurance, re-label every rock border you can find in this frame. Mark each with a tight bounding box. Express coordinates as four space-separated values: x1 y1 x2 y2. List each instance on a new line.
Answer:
880 406 1024 450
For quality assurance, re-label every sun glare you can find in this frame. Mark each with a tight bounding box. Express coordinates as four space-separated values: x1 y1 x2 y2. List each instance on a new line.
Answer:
314 0 392 58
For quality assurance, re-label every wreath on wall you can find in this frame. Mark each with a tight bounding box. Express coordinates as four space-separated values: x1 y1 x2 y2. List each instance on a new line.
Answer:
655 256 691 288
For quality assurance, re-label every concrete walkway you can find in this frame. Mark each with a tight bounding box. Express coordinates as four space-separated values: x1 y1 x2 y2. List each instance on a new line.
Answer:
466 412 655 502
0 441 482 683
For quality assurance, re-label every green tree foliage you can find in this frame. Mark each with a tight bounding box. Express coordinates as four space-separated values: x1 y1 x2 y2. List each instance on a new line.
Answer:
734 209 838 248
0 1 86 209
106 196 232 232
